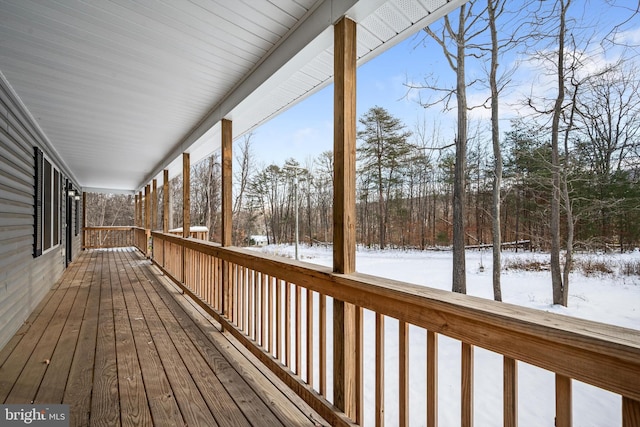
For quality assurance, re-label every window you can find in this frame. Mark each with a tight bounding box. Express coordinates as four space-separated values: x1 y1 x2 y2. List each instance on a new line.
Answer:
34 147 62 256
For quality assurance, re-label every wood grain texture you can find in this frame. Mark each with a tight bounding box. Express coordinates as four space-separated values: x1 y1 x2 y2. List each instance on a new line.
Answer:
461 343 474 427
1 249 332 427
356 305 363 425
110 251 153 426
163 170 169 233
427 331 438 427
333 19 358 411
91 251 121 427
376 313 385 427
144 184 150 230
35 258 92 403
399 321 409 427
307 289 314 387
114 250 183 427
333 16 356 276
5 266 81 404
149 230 640 402
623 397 640 427
65 252 101 426
152 179 157 231
504 357 518 427
319 293 327 396
182 153 190 238
221 119 232 247
555 374 572 427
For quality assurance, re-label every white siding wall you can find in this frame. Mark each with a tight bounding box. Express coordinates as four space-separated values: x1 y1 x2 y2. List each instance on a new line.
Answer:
0 76 81 350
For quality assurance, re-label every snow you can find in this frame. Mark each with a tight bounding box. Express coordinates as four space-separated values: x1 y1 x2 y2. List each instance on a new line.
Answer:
253 244 640 427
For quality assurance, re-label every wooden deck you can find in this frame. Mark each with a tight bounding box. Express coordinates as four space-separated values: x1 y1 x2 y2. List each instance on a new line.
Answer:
0 248 329 427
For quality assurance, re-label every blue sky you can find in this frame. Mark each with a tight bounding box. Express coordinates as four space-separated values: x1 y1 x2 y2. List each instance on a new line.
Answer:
250 34 437 166
247 0 640 168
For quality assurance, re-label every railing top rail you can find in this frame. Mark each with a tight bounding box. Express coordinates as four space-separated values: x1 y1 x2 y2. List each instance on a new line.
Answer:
151 231 640 400
84 226 136 230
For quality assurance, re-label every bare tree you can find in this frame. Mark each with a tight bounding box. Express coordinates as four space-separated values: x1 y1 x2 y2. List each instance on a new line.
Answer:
233 133 256 244
488 0 503 300
416 0 488 293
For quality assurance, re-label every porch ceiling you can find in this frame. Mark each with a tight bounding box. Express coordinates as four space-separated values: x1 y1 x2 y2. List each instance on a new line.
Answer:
0 0 465 193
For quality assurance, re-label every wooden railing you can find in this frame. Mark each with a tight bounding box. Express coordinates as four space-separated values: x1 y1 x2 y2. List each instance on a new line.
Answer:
133 226 150 256
149 231 640 427
83 226 134 249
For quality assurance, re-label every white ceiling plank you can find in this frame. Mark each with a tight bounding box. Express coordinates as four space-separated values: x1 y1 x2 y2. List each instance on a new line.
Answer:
0 0 469 192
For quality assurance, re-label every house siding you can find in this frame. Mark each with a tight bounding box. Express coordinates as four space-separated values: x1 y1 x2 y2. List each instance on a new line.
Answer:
0 74 82 350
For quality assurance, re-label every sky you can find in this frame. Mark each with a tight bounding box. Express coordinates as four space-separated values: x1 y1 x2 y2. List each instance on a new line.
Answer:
245 0 640 169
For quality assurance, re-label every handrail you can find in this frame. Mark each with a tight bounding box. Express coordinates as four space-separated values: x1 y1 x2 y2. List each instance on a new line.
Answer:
83 226 135 249
150 231 640 426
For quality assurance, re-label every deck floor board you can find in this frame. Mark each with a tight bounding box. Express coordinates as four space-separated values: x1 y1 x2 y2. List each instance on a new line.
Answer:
0 248 328 427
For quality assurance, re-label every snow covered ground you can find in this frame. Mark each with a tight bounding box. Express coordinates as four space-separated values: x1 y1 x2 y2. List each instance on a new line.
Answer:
253 244 640 427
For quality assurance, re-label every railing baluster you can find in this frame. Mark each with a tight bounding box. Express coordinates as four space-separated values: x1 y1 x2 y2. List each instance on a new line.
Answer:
319 293 326 396
248 269 254 338
238 266 246 331
376 313 384 427
623 397 640 427
145 232 640 427
295 284 301 375
231 263 238 323
276 279 282 362
268 276 274 354
254 270 260 342
307 289 314 388
261 273 267 348
356 306 363 425
504 357 518 427
462 342 474 427
399 320 409 427
285 281 291 368
555 374 572 427
427 331 438 427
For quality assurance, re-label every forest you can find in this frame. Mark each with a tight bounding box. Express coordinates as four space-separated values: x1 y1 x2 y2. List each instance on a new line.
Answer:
84 0 640 304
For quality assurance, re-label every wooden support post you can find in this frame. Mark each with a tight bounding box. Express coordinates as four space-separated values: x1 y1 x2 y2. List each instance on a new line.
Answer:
135 193 139 227
144 184 151 257
333 16 357 420
138 191 143 228
163 170 169 233
623 397 640 427
183 153 190 238
182 153 190 284
221 119 233 319
222 119 232 246
82 192 86 249
152 178 157 231
144 184 150 230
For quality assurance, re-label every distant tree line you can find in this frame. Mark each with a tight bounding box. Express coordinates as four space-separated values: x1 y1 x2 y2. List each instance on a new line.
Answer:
85 0 639 306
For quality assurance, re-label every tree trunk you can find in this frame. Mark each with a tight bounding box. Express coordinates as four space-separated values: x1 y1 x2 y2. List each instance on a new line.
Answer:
550 0 570 306
452 7 468 294
488 0 503 302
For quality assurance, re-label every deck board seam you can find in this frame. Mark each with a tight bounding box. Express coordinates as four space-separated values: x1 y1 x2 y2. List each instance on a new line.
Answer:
127 251 269 427
1 254 87 404
112 248 186 427
141 251 330 427
119 249 221 427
